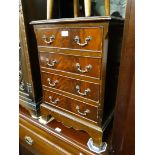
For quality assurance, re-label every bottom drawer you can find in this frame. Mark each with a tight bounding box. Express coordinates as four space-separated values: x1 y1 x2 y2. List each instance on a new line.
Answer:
43 89 98 122
19 123 71 155
19 106 109 155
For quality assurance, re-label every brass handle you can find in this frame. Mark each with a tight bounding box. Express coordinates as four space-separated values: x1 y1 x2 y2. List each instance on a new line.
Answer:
74 36 92 47
47 78 59 87
76 85 91 96
42 35 55 44
46 58 57 67
24 136 33 146
49 96 59 104
76 105 90 116
76 63 92 73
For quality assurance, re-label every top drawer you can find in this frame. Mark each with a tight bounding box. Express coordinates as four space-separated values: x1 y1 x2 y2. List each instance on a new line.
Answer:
34 27 103 51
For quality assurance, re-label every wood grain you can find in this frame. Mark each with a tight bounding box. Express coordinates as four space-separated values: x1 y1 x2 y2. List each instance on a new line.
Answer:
20 123 71 155
39 47 102 58
19 106 109 155
35 27 103 51
31 17 124 147
39 51 102 79
30 16 111 25
43 89 98 122
41 71 100 102
19 142 34 155
111 0 135 154
40 103 104 147
19 0 42 117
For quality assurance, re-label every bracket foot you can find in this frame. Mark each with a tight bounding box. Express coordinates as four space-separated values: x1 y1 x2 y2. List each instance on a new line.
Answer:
38 115 54 125
87 138 107 154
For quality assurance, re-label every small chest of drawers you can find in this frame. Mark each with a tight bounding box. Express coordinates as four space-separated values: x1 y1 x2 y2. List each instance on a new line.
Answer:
31 17 123 151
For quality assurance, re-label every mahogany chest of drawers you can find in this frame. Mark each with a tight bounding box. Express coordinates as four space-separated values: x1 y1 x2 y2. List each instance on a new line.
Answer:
31 17 123 151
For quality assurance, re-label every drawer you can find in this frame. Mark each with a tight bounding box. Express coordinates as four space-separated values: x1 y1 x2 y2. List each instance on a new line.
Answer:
43 89 98 122
39 52 102 79
35 27 103 51
19 124 70 155
41 72 100 102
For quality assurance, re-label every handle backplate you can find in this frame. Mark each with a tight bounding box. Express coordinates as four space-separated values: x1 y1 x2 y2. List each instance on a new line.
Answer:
46 58 57 67
76 63 92 73
47 78 59 87
76 85 91 96
74 36 92 47
42 35 55 44
76 105 90 116
49 96 59 104
24 136 33 146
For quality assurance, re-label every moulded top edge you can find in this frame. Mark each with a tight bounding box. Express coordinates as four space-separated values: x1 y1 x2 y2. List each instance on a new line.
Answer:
30 16 112 25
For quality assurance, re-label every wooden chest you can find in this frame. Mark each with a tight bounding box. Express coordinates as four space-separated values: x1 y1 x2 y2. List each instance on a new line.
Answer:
31 17 123 150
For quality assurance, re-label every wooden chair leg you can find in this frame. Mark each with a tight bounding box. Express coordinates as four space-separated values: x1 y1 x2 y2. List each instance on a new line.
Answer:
104 0 110 16
73 0 79 17
47 0 54 19
84 0 91 16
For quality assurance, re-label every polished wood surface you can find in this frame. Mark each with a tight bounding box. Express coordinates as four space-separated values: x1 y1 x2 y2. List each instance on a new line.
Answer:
35 27 103 51
30 16 111 25
20 143 34 155
19 0 43 117
41 71 100 102
19 0 34 99
39 51 102 79
40 65 101 84
21 0 46 100
19 106 110 155
40 103 104 146
20 122 70 155
38 46 102 57
32 17 124 147
111 0 135 154
43 88 98 122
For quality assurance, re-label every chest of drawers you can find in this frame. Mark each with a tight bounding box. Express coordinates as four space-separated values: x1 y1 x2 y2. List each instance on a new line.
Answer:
31 17 123 151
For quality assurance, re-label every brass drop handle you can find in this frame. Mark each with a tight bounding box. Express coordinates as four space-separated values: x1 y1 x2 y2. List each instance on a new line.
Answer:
49 96 59 104
46 58 57 67
24 136 33 146
74 36 92 47
47 78 59 87
76 63 92 73
76 85 91 96
76 105 90 116
42 34 55 44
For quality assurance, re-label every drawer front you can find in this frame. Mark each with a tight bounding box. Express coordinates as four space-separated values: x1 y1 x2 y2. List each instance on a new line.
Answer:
41 72 100 102
43 89 98 122
39 52 101 79
35 27 103 51
19 124 70 155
